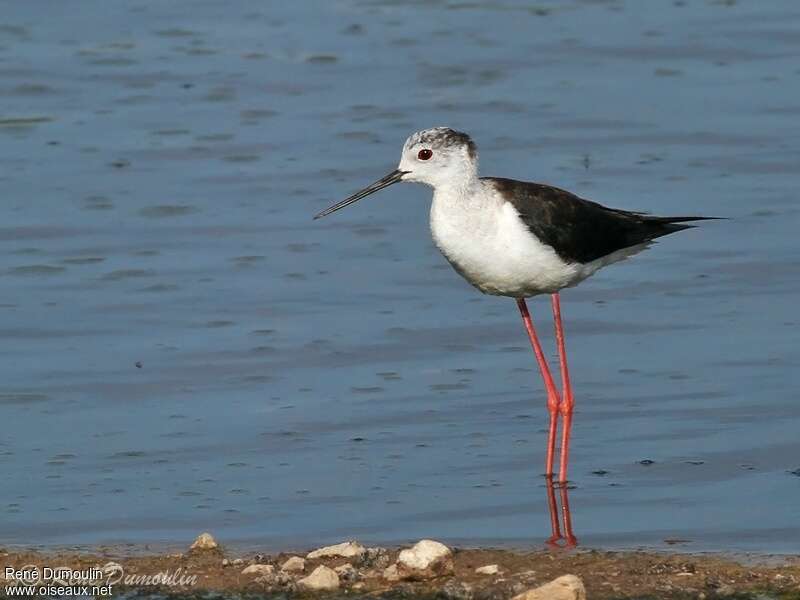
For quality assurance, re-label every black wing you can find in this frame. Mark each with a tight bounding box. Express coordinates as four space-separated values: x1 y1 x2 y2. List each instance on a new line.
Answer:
485 177 716 264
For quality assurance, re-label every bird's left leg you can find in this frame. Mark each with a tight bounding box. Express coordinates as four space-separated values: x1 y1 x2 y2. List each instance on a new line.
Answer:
551 293 574 484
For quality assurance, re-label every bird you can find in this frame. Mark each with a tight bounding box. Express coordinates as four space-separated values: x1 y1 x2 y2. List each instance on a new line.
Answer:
314 127 718 484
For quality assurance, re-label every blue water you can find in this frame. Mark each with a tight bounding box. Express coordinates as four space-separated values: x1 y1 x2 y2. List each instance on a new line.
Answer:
1 0 799 554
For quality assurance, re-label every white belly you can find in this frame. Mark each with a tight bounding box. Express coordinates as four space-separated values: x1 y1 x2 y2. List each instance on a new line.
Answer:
430 188 591 297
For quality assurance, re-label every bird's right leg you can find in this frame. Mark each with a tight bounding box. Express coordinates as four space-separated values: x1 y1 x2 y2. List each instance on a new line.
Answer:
516 298 561 476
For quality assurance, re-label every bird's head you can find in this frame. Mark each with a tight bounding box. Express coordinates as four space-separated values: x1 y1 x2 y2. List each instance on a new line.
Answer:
314 127 478 219
397 127 478 187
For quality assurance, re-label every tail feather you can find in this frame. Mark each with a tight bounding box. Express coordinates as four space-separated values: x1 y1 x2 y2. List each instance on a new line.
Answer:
647 215 726 224
644 215 725 240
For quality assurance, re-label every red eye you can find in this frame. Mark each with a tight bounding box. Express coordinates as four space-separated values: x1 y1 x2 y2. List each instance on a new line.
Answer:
417 148 433 160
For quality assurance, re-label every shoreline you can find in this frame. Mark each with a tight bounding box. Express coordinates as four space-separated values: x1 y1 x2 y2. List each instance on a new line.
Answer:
2 536 798 599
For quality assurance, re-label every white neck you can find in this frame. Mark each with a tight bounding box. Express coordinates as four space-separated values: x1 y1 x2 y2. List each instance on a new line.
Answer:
430 171 494 214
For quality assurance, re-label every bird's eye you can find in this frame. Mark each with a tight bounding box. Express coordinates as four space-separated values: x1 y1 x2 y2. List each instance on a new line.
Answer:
417 149 433 160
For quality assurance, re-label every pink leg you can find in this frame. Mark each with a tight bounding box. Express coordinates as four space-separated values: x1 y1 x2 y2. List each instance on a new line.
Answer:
516 298 561 476
551 293 575 484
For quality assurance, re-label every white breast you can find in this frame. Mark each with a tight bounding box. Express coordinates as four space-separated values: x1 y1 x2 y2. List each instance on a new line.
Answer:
429 180 586 297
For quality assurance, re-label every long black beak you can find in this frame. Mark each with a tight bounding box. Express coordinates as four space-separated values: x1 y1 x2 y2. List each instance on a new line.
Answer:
313 169 408 220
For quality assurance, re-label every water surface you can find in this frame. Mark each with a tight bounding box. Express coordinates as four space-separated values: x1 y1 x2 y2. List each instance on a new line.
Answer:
1 0 799 554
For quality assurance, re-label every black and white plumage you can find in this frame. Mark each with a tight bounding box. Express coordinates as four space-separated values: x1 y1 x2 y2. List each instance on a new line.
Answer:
315 127 714 297
489 177 714 265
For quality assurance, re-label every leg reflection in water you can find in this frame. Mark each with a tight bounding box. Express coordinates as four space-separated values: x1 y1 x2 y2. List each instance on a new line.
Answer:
545 476 577 548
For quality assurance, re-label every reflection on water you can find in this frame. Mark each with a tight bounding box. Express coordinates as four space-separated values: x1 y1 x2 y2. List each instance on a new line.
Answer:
545 477 578 550
1 0 799 553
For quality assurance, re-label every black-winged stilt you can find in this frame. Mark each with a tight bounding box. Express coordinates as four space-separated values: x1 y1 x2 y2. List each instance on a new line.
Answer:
315 127 717 484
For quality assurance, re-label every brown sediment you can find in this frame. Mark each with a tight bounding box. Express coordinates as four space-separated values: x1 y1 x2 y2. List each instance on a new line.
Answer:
1 544 798 599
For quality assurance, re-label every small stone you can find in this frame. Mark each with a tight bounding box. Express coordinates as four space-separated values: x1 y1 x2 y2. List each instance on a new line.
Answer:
242 564 274 577
335 563 359 582
511 575 586 600
398 539 451 570
307 540 366 559
221 558 230 567
397 539 453 579
475 564 500 575
232 558 244 566
281 556 305 573
383 564 400 582
189 532 218 551
298 565 340 591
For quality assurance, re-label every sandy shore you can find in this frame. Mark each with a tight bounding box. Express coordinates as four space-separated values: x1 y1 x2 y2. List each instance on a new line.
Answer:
2 538 799 599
